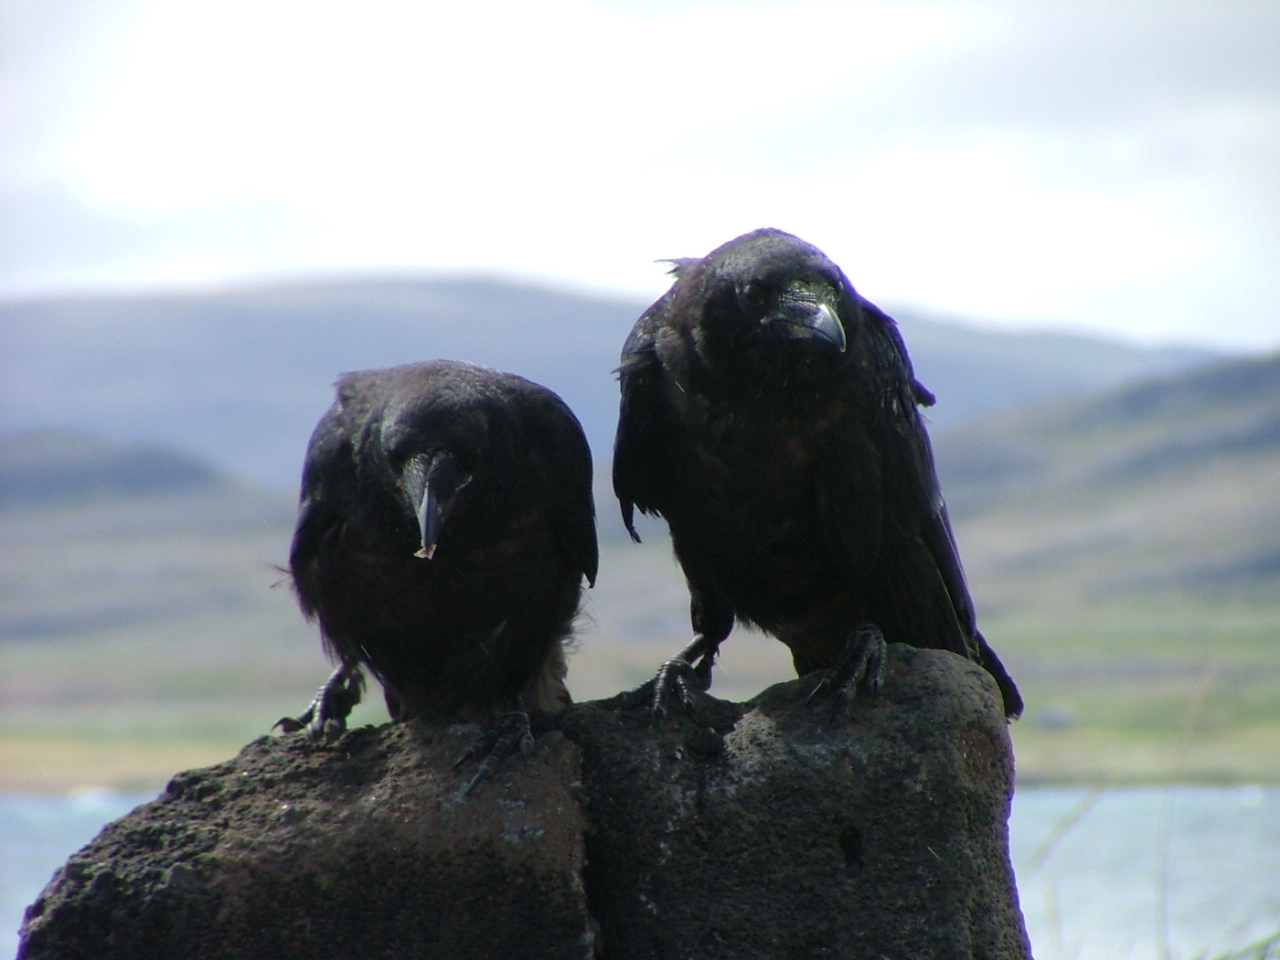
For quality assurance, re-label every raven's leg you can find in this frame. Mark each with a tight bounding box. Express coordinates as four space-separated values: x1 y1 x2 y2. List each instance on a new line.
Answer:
616 632 720 719
274 664 364 741
627 588 732 720
805 623 886 713
453 698 536 797
650 633 720 720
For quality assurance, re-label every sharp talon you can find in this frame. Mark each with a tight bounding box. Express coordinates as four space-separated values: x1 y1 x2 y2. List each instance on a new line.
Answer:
675 671 707 721
455 709 532 797
274 701 316 735
807 624 887 714
804 674 831 706
275 665 364 741
273 715 307 734
692 654 715 691
644 634 720 723
453 728 496 769
460 762 496 798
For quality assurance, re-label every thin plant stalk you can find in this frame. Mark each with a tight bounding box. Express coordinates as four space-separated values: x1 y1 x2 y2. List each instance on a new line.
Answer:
1157 657 1220 960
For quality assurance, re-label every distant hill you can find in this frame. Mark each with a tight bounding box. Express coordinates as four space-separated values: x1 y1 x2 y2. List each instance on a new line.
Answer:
889 305 1219 425
0 276 1220 490
2 352 1276 792
935 352 1280 606
0 433 294 641
0 430 230 510
4 349 1275 645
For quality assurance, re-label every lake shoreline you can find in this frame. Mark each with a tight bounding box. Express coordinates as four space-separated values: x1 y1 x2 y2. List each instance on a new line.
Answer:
5 726 1280 793
5 785 1279 960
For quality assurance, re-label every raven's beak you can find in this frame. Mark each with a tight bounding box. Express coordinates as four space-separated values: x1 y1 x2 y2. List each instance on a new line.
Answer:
414 480 441 559
766 292 847 353
401 453 470 560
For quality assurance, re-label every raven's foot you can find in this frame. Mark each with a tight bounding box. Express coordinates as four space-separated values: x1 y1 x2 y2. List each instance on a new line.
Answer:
805 623 886 717
453 709 535 797
274 665 364 741
619 634 718 722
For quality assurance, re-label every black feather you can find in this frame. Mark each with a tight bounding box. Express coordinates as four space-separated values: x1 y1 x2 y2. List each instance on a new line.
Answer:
613 229 1021 717
290 360 598 725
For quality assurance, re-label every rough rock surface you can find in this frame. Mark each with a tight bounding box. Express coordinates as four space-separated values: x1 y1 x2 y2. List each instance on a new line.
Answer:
18 722 592 960
18 645 1031 960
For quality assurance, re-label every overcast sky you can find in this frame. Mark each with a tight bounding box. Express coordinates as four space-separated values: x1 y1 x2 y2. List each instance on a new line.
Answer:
2 0 1278 349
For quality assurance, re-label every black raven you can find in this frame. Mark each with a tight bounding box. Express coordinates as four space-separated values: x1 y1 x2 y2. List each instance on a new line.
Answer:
278 360 599 789
613 229 1022 718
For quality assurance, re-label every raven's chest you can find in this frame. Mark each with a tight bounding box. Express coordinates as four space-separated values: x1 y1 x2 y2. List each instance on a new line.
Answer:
667 393 855 538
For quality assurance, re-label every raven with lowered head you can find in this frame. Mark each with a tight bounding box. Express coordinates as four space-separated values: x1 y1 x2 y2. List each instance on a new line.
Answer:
613 229 1022 719
278 360 598 790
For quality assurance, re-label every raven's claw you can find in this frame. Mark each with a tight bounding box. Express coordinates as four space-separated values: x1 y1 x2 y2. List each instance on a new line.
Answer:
454 709 535 797
638 634 718 722
275 665 364 741
805 624 886 717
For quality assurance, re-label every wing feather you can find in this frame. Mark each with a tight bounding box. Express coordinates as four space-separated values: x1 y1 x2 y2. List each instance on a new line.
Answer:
613 301 674 542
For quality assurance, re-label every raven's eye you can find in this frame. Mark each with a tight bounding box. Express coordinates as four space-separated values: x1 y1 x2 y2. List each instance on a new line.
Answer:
739 281 768 312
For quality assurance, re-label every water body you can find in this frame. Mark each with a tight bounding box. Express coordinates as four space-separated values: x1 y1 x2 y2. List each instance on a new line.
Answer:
1012 787 1280 960
2 786 1278 959
1 789 153 959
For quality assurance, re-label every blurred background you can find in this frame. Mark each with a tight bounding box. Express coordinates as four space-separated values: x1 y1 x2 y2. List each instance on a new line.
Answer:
2 0 1278 957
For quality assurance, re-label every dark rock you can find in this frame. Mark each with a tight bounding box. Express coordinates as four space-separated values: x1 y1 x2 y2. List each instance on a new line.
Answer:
564 645 1029 960
18 646 1031 960
18 724 592 960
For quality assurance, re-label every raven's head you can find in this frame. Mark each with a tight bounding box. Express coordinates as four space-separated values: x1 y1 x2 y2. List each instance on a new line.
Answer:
382 397 487 560
673 228 858 373
397 450 472 559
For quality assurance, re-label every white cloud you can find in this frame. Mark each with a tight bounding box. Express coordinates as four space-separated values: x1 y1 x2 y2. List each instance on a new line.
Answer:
2 0 1278 349
62 0 954 205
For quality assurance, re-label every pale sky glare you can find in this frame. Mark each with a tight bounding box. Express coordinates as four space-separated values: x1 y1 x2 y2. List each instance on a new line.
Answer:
2 0 1278 349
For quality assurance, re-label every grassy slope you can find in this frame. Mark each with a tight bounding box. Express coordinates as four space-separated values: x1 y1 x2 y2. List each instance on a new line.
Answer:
0 495 795 790
2 353 1277 790
938 353 1280 783
2 512 1276 791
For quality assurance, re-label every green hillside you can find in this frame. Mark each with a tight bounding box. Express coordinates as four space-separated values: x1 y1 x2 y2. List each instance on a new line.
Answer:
932 353 1280 783
935 352 1280 608
1 353 1277 790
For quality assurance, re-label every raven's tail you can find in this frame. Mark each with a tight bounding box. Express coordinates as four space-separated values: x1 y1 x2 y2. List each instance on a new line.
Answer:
974 630 1024 719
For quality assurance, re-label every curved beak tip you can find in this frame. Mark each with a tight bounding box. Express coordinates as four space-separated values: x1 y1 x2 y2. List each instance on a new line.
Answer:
414 483 440 560
812 302 846 353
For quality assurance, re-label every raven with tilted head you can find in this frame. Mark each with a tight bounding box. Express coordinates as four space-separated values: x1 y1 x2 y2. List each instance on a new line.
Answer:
613 229 1022 719
278 360 598 791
